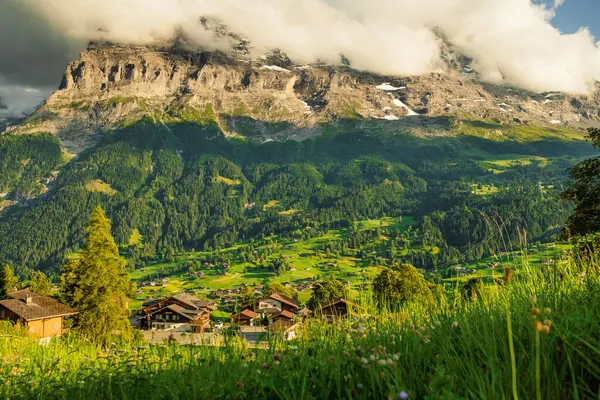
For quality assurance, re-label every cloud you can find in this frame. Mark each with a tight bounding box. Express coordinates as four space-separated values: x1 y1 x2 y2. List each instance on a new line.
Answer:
0 0 599 114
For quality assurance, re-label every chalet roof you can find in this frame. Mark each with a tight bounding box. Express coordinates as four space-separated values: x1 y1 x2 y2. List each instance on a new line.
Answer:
298 308 313 317
273 310 295 320
319 298 356 310
151 304 207 321
143 293 214 312
7 288 35 300
233 309 258 319
0 295 77 322
171 293 202 309
269 293 300 308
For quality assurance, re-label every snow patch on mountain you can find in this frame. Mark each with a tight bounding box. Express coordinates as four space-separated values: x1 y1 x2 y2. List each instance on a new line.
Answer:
393 99 419 116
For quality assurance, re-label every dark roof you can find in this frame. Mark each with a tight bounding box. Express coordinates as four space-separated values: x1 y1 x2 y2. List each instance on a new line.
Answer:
0 295 77 321
319 298 356 310
273 310 295 320
142 299 160 308
7 288 35 300
270 293 300 308
171 293 202 309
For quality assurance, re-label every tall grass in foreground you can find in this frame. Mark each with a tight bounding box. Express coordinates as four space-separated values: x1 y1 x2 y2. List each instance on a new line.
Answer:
1 253 599 400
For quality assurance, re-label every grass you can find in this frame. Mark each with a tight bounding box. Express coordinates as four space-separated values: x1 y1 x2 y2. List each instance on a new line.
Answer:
471 183 500 196
84 179 117 196
130 217 412 306
457 119 587 143
215 176 241 186
2 246 600 399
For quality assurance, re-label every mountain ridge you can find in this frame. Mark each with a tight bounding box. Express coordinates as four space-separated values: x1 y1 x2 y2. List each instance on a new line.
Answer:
5 42 600 154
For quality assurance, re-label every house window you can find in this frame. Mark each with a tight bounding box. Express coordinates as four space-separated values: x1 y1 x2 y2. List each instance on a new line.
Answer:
0 309 5 318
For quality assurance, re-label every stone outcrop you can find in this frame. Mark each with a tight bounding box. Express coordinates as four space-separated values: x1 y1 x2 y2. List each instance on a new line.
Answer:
8 43 600 153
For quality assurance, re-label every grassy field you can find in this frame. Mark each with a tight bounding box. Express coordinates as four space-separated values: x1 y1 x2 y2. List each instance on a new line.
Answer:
441 243 572 282
130 217 412 309
2 247 599 399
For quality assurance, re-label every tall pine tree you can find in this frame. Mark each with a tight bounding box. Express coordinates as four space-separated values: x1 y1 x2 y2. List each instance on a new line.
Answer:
29 271 52 296
60 206 133 347
0 264 20 299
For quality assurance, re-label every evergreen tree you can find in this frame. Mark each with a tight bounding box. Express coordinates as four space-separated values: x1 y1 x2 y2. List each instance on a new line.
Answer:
562 128 600 236
29 271 52 296
0 264 19 299
60 206 133 347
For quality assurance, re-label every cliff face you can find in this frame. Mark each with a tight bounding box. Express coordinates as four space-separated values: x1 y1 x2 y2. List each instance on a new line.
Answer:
8 43 600 153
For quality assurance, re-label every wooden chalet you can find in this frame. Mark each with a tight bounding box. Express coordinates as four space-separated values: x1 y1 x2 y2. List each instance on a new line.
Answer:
230 309 258 326
139 293 211 333
270 310 296 329
317 298 359 323
244 293 300 318
0 288 77 341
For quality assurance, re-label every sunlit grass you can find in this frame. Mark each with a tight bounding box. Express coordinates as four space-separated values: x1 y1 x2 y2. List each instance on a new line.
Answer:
2 250 599 399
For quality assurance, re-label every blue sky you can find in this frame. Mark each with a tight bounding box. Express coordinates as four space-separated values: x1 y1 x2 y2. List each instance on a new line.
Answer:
545 0 600 40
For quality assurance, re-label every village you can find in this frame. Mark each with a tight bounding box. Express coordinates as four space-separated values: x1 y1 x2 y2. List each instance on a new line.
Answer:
0 285 357 345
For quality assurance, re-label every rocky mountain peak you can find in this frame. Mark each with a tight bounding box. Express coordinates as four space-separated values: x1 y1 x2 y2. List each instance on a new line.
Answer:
7 42 600 153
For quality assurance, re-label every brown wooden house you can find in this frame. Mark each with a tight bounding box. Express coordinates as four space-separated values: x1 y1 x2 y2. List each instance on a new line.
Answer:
244 293 300 318
317 298 358 323
230 309 258 326
0 289 77 341
270 310 296 329
139 293 211 332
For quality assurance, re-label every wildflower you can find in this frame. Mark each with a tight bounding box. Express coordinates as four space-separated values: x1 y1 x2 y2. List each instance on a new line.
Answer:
540 325 550 335
543 319 552 327
274 361 280 366
544 308 552 315
361 357 368 365
386 359 393 365
534 320 543 332
263 362 270 369
529 296 537 304
236 381 245 389
391 341 396 346
530 308 541 317
247 351 254 358
343 351 350 359
357 383 364 390
393 354 400 361
378 359 386 366
451 321 459 329
370 355 377 361
272 353 280 361
399 391 409 400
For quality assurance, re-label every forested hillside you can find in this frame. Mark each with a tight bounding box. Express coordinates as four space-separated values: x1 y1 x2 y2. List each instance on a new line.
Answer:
0 118 593 276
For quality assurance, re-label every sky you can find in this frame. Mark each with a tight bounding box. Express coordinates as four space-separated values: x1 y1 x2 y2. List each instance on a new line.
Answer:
546 0 600 38
0 0 599 117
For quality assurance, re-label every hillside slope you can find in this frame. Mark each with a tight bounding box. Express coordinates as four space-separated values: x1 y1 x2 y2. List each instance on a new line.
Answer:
0 43 598 275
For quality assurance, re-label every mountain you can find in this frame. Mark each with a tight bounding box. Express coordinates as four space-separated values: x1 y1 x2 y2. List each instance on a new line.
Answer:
7 42 600 154
0 42 598 275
